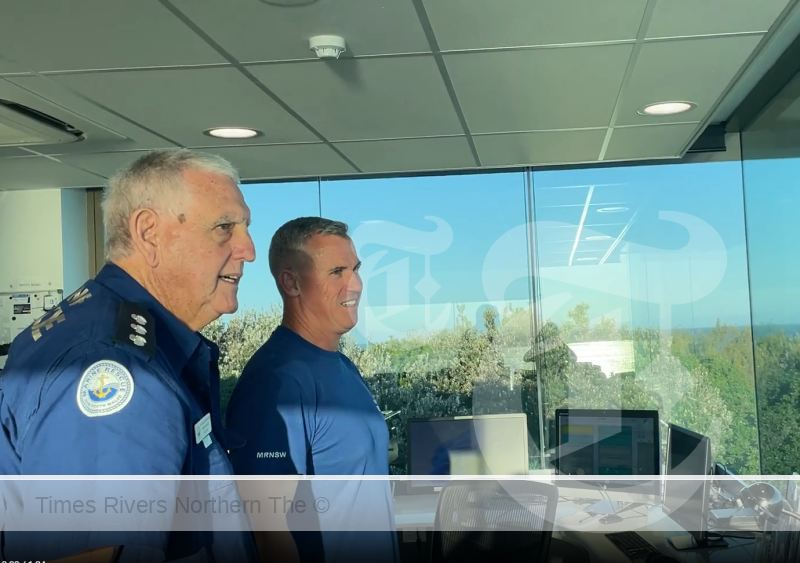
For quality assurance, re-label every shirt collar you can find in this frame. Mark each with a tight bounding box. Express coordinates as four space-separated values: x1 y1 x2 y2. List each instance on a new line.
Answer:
94 262 205 375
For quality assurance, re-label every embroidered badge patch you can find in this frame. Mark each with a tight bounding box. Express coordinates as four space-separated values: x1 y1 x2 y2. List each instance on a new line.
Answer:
77 360 135 417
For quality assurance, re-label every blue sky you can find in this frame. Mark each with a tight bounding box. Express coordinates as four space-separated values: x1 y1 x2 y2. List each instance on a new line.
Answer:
229 157 798 343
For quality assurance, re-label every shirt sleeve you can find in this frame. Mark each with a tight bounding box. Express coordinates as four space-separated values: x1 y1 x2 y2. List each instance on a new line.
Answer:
227 369 315 476
6 346 187 560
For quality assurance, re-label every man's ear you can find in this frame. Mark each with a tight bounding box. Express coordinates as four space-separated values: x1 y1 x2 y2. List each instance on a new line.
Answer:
279 269 301 297
128 208 160 267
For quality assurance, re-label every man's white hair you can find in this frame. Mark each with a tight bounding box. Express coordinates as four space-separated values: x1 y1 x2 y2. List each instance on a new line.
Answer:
102 148 240 262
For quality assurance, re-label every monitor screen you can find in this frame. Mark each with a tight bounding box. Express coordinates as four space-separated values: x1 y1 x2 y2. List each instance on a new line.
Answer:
662 424 712 541
553 409 661 498
406 414 529 491
554 409 660 476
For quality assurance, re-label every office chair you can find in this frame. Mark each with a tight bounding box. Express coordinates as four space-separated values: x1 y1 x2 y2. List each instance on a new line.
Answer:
429 480 558 563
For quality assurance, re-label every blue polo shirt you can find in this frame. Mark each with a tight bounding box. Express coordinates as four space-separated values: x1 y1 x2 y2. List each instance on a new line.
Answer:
0 263 258 563
226 326 399 563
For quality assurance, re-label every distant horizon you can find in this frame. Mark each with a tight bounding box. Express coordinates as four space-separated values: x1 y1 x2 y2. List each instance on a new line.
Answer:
220 301 800 346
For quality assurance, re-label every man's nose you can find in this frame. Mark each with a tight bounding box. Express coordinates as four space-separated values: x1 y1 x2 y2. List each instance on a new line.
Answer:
349 271 363 293
235 229 256 263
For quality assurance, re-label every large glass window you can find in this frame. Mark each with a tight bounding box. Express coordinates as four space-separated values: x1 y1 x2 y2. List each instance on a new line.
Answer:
742 69 800 475
202 180 320 414
203 154 763 477
321 173 539 473
531 162 759 474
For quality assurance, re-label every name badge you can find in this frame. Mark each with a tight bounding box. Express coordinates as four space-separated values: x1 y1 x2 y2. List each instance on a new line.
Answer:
195 413 213 448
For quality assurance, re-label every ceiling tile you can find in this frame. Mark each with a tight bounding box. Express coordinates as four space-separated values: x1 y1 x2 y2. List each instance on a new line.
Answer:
58 144 357 182
424 0 646 50
474 129 606 166
646 0 792 38
445 45 633 133
0 147 33 158
248 57 463 141
604 123 701 160
0 57 31 76
617 35 764 126
50 67 317 146
173 0 430 62
57 152 153 178
0 0 225 72
0 156 105 190
335 136 475 173
208 144 356 180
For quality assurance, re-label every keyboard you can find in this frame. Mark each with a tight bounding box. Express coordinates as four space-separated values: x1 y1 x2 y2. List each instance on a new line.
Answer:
605 531 662 561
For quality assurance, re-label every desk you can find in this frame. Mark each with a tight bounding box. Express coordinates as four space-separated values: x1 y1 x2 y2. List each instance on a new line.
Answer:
393 493 762 563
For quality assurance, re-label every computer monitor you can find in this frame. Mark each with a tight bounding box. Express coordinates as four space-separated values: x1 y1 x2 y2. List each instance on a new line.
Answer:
553 409 661 500
662 423 726 550
406 413 529 494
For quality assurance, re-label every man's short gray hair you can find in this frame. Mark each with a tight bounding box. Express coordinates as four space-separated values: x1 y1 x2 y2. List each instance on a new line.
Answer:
102 148 240 261
269 216 349 278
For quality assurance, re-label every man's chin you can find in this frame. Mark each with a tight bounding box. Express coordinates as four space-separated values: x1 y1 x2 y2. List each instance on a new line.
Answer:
216 297 239 317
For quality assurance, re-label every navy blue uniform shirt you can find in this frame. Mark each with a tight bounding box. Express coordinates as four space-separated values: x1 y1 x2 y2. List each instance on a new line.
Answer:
226 326 399 563
0 263 258 563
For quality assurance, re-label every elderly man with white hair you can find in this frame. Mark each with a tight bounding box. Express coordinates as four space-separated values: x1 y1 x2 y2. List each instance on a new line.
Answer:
0 149 258 563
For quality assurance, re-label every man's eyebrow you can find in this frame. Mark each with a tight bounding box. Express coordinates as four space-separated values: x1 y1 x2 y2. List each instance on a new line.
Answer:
214 214 249 225
329 261 361 273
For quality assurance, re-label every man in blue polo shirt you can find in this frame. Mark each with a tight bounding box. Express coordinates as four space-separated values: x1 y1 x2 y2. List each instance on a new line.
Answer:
0 149 258 563
226 217 399 563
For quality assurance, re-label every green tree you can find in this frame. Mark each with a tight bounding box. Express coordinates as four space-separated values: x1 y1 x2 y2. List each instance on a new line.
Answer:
202 299 793 477
754 330 800 474
201 305 282 419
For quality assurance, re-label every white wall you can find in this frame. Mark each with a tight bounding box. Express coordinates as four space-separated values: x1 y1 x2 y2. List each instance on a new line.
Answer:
0 189 65 293
0 188 91 368
0 188 89 296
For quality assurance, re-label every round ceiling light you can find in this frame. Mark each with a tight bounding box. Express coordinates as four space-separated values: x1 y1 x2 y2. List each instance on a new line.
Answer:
204 127 261 139
639 101 696 116
597 206 629 213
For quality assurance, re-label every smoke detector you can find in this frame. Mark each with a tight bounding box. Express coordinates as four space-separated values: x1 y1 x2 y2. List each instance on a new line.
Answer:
309 35 346 60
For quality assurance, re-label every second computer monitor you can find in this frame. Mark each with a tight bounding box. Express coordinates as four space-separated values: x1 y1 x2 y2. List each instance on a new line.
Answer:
554 409 660 476
554 409 661 498
662 423 719 550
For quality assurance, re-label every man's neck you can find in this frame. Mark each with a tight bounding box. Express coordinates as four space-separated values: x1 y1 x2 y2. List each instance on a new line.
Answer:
281 313 340 352
112 258 199 331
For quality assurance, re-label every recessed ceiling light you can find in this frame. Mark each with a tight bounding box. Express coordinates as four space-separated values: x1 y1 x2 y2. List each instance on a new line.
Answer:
597 207 629 213
638 101 696 116
204 127 261 139
586 235 612 240
576 257 598 261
